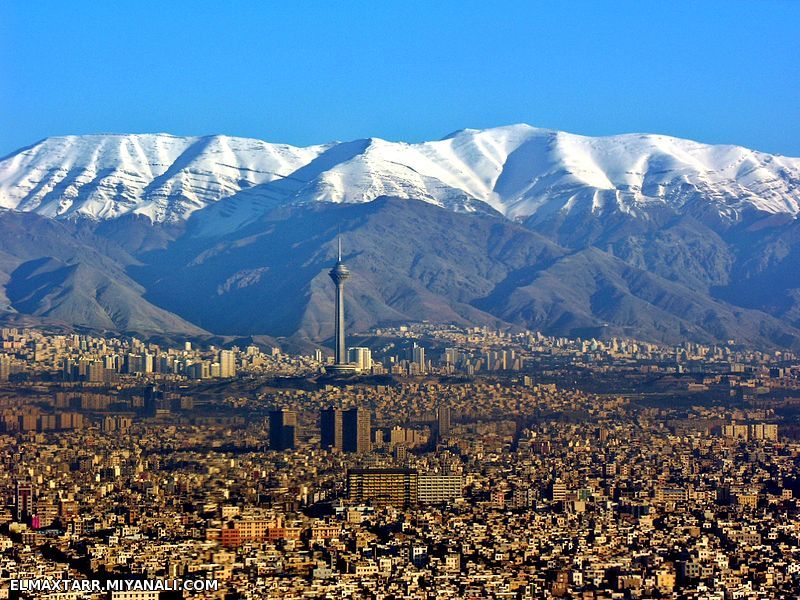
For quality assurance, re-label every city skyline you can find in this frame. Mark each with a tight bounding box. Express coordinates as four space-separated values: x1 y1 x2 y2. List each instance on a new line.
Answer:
1 323 798 596
1 2 799 597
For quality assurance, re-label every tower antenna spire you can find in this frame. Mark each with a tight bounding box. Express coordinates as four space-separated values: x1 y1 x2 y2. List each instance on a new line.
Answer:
338 236 342 262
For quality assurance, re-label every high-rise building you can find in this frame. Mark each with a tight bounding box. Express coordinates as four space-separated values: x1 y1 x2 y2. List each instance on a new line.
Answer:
551 479 568 502
437 405 451 439
104 355 119 371
444 348 459 366
62 358 76 381
269 409 297 451
320 408 344 450
15 480 33 521
327 238 358 375
417 474 463 504
347 347 372 372
126 353 145 374
185 361 210 380
753 423 778 441
87 360 105 383
218 350 236 378
143 385 159 417
389 426 427 448
343 407 371 454
412 344 426 373
0 355 10 381
347 468 418 507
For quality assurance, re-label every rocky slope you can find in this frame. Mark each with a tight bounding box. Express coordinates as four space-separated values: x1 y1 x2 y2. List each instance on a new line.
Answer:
0 125 798 348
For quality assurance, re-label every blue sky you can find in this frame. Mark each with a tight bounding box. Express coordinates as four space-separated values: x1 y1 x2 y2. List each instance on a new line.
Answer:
1 1 798 156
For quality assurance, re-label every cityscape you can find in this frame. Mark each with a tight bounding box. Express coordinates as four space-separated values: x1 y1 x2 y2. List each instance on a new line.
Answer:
2 2 800 599
1 247 800 599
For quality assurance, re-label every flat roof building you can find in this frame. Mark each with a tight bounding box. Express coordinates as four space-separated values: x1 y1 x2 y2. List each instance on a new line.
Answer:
348 468 418 507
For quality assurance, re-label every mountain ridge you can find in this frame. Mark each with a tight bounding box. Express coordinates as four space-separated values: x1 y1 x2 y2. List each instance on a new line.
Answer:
0 125 799 350
2 125 798 231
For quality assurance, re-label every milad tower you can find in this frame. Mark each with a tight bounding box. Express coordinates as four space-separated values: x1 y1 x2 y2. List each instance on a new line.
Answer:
326 238 357 375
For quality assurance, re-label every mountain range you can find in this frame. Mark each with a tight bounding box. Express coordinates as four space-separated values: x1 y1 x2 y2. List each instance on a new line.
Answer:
1 124 799 350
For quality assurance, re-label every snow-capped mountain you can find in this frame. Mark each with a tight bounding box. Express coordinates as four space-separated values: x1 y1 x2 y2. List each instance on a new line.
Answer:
1 125 799 230
1 125 800 349
0 133 330 222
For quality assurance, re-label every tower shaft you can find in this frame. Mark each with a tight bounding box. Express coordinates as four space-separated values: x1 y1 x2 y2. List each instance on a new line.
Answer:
335 278 346 364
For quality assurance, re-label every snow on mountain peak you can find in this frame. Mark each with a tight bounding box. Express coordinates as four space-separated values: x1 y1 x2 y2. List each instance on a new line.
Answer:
0 133 328 222
0 126 798 232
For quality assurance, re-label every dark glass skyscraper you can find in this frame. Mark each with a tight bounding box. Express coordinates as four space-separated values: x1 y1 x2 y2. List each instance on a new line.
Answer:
343 407 371 454
320 407 344 450
322 407 370 453
269 408 297 451
437 405 451 439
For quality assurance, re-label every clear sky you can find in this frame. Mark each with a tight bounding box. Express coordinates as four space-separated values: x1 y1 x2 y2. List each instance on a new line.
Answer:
1 1 798 156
